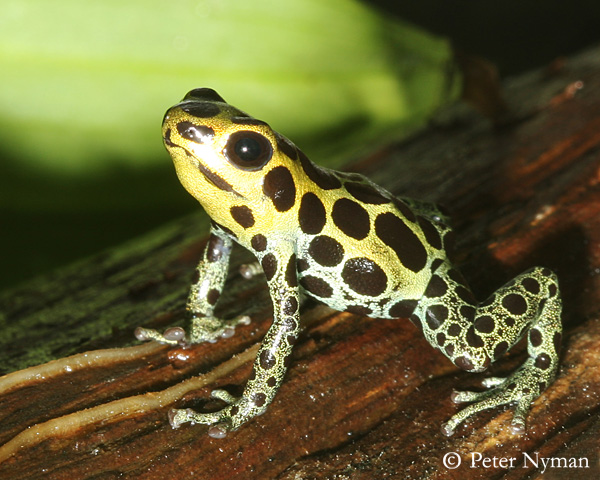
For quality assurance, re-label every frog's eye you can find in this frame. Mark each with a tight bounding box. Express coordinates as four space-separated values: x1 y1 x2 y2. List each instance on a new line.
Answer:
224 131 273 171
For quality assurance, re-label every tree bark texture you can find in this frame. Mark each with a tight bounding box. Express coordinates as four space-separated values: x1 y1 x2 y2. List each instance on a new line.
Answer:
1 46 599 479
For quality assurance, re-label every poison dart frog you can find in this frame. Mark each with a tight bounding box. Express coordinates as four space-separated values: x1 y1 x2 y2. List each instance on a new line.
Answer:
136 88 562 439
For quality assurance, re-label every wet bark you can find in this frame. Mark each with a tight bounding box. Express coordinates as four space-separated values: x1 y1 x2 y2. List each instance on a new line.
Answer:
1 46 599 479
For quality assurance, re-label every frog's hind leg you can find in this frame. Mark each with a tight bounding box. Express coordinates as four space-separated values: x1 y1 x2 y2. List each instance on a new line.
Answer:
413 264 562 436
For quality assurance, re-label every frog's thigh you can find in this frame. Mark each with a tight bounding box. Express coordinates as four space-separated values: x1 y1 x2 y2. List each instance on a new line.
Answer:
416 265 561 372
468 266 561 370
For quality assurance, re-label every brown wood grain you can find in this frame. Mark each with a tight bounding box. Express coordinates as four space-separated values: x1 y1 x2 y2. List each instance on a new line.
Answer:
1 46 599 479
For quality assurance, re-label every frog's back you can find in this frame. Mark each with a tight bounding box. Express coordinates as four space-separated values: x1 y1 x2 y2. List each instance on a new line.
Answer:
291 165 452 318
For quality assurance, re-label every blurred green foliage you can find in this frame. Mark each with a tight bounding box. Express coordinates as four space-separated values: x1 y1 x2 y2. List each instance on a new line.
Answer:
0 0 457 290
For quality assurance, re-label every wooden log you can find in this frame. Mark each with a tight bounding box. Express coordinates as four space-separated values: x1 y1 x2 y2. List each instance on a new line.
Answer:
1 46 599 479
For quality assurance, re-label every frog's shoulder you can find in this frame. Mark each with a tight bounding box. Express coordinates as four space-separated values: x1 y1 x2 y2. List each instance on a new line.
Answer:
333 170 450 226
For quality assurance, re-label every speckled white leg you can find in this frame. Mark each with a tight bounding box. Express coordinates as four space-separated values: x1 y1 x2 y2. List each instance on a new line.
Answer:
411 264 562 435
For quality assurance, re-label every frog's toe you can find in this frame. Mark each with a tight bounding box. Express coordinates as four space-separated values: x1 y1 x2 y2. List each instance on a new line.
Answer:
207 424 230 439
134 326 151 341
168 407 192 428
441 418 459 437
168 407 226 430
211 389 238 404
219 315 252 339
509 397 533 434
134 326 184 345
480 376 506 388
168 406 235 438
450 389 482 404
441 393 504 436
442 365 547 436
239 261 262 279
189 314 251 343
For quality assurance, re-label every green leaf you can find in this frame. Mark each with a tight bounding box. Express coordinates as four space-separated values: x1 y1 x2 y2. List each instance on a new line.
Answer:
0 0 458 174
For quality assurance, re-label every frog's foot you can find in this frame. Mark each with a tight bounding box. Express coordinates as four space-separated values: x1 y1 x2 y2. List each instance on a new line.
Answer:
134 326 186 346
169 389 244 439
441 359 555 436
239 261 262 280
135 314 251 346
188 314 251 344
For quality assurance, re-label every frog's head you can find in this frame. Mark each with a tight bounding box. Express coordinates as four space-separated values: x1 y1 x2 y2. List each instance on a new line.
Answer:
162 88 309 231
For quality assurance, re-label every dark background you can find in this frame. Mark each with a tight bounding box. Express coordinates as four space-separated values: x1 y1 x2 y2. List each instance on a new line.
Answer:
373 0 600 75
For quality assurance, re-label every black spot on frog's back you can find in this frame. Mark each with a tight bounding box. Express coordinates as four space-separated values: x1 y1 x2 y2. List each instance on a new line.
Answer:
300 275 333 298
502 293 528 315
374 212 427 273
251 234 267 252
331 198 370 240
298 150 342 190
417 216 442 250
341 257 387 297
345 181 389 205
298 193 326 234
261 253 278 282
275 133 298 161
308 235 345 267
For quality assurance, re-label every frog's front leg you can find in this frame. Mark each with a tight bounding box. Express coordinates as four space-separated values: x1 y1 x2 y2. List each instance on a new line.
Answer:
413 263 562 435
135 226 249 346
169 241 301 437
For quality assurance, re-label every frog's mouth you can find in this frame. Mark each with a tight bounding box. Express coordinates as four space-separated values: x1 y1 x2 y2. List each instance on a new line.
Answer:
195 159 243 197
164 128 242 197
